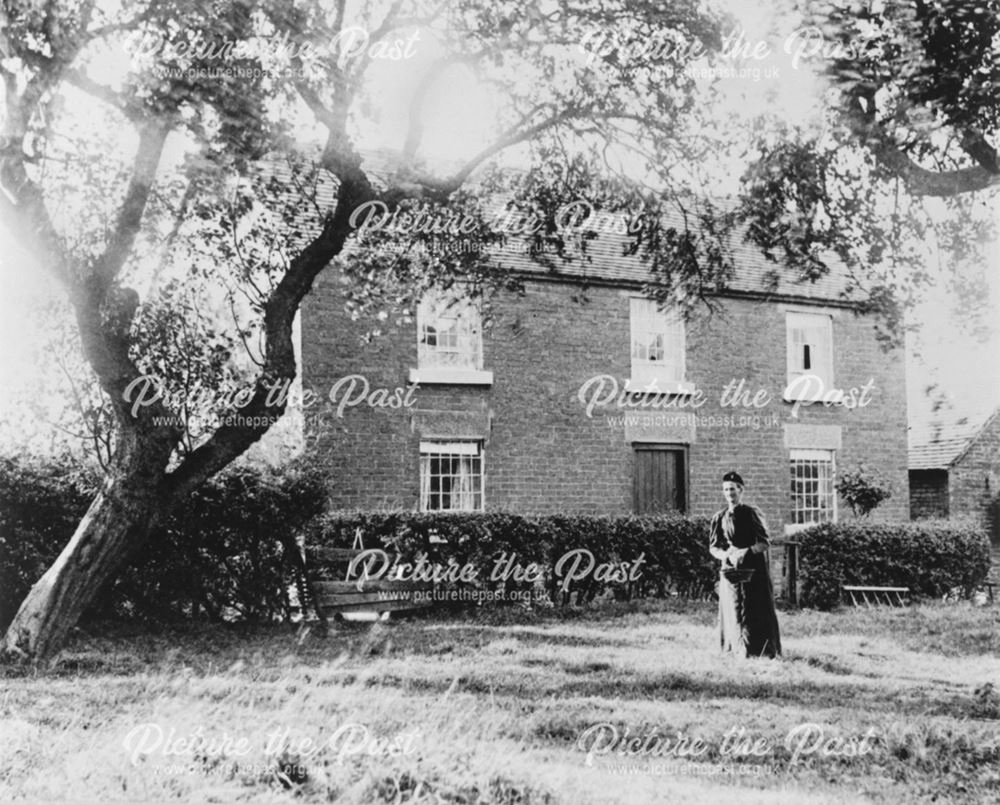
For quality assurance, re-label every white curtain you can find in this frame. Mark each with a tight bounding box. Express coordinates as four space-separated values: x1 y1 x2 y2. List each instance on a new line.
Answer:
420 454 432 510
455 455 476 510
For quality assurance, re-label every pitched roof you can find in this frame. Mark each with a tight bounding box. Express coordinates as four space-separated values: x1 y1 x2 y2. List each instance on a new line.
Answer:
486 218 858 305
264 150 863 307
908 398 1000 470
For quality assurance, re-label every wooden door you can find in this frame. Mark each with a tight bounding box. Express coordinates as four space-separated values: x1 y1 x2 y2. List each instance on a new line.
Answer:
633 446 686 514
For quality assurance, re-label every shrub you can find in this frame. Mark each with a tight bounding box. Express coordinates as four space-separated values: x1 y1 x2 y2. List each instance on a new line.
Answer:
0 456 327 629
835 464 893 517
797 519 991 610
301 510 717 608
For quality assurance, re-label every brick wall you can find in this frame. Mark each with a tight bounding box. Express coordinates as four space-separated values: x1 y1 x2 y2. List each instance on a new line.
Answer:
909 469 949 519
949 410 1000 543
682 295 909 532
301 270 910 537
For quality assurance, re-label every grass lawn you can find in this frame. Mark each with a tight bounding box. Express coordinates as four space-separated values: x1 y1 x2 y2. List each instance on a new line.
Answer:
2 599 999 804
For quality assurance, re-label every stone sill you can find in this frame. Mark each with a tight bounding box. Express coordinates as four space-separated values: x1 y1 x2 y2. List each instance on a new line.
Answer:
624 378 696 395
408 367 494 386
781 375 840 403
782 522 832 537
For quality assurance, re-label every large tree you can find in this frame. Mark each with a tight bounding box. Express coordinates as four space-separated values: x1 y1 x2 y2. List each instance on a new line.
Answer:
0 0 734 660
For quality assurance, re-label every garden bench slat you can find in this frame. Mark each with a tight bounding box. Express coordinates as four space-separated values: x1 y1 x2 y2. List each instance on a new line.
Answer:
315 591 425 607
313 580 431 594
310 547 368 562
318 599 432 615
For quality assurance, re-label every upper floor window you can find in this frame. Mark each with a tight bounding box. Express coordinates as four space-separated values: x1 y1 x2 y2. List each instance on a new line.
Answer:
418 290 482 369
785 311 833 398
410 289 493 385
628 298 687 392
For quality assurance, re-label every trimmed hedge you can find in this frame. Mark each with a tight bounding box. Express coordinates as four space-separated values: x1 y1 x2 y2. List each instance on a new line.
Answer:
0 456 96 631
1 456 718 626
0 456 326 629
100 465 326 622
302 511 716 606
797 520 991 609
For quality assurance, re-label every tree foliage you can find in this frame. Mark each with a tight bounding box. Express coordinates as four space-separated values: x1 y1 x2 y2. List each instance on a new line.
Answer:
736 0 1000 346
0 0 742 659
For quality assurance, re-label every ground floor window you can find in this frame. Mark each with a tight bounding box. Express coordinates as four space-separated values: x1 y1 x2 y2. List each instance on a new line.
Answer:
790 448 836 525
420 440 484 511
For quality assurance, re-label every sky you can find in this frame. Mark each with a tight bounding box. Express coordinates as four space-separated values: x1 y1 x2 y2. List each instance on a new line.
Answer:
0 0 998 448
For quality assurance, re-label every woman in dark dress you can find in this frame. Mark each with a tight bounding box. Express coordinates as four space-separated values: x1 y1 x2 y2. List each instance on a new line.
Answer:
708 471 782 658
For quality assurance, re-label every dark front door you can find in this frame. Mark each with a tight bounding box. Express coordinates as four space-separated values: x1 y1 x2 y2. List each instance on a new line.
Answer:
633 445 687 514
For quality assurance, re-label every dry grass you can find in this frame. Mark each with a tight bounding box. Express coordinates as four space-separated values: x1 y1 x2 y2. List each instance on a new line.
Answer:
2 599 999 804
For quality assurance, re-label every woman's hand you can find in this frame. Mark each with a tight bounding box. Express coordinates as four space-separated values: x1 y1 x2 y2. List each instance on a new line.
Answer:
727 547 750 566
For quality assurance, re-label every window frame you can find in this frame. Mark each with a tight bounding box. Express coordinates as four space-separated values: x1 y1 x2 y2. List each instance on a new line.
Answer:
784 311 834 401
788 447 837 531
409 289 493 385
626 297 693 394
418 439 485 512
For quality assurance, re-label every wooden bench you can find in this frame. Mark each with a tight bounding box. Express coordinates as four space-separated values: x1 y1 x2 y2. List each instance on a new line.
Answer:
311 579 434 616
300 545 434 623
842 585 910 608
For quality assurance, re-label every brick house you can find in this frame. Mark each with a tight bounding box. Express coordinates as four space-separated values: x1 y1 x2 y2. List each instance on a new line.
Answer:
909 402 1000 542
298 216 910 546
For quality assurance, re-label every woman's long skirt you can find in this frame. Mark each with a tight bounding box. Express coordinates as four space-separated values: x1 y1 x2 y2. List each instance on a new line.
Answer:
718 566 781 658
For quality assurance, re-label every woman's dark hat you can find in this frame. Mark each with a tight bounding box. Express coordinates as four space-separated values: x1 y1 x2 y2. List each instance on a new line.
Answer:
722 471 745 487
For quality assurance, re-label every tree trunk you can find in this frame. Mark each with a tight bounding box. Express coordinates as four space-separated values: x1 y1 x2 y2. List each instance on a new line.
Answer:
2 447 166 662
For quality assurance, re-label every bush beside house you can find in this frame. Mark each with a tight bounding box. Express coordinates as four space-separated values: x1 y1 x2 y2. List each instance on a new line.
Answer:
797 520 991 609
0 456 96 632
302 511 717 605
0 456 325 630
3 453 993 625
